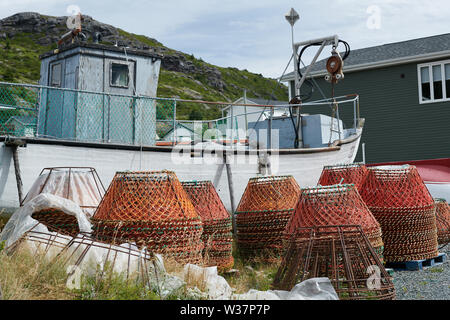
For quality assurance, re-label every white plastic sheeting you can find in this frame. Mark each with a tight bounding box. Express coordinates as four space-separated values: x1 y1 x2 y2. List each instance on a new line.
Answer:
183 264 339 300
0 193 91 247
22 170 104 217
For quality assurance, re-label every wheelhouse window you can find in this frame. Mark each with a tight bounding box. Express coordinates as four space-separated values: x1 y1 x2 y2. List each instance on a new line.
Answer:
110 63 129 88
418 60 450 103
50 63 62 87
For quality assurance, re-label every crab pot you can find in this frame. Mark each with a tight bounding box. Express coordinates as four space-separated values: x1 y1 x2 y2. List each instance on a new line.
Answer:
434 198 450 246
318 163 368 192
91 171 204 264
359 165 438 263
22 167 106 235
272 225 396 300
182 180 234 271
235 175 301 260
285 184 384 259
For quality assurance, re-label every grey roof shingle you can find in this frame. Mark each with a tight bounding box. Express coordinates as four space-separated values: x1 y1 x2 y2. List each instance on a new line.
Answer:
282 33 450 79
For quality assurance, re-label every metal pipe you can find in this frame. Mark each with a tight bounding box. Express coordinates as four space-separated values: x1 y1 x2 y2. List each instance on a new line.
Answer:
293 34 338 48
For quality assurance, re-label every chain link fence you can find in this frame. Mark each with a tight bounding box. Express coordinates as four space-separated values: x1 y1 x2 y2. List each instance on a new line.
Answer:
0 82 176 146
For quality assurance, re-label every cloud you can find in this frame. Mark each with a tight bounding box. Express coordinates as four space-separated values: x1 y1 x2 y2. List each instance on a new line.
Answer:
1 0 449 78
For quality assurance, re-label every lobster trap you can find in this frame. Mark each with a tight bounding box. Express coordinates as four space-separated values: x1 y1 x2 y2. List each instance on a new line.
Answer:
235 175 301 260
359 165 438 263
182 180 234 271
20 167 105 237
22 167 106 217
434 198 450 246
91 170 204 264
285 184 384 258
272 225 396 300
318 163 368 191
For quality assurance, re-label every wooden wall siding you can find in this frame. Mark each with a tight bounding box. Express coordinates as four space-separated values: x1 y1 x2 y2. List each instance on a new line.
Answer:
301 60 450 163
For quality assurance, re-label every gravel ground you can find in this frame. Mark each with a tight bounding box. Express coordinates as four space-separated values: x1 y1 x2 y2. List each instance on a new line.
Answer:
392 244 450 300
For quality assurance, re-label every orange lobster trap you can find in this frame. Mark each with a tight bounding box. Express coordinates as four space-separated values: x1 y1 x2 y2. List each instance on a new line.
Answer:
359 165 438 263
182 180 234 271
235 175 301 260
318 163 368 192
434 198 450 246
91 170 204 264
285 184 384 259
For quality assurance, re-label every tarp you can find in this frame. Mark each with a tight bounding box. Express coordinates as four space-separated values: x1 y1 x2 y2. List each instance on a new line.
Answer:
22 170 104 217
0 193 92 247
183 264 339 300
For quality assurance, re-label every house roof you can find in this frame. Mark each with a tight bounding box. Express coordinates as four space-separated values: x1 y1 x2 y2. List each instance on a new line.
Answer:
281 33 450 81
221 97 289 111
40 42 163 60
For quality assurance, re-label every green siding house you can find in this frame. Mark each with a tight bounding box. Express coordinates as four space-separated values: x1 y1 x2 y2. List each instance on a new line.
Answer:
281 34 450 164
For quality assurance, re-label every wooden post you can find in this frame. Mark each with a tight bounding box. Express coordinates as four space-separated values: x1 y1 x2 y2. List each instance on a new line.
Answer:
5 139 26 205
224 153 237 234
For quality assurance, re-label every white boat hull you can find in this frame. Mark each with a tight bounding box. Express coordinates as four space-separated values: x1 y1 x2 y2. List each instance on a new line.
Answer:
0 130 362 212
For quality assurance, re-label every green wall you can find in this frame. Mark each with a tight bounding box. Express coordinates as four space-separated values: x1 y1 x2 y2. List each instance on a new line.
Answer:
304 60 450 163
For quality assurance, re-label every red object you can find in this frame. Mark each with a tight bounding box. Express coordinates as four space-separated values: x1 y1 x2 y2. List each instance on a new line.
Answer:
318 163 368 191
366 158 450 184
360 165 438 262
182 180 234 270
285 184 383 253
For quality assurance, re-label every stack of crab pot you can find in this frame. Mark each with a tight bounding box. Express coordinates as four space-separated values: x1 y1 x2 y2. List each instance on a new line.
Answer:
235 175 301 260
359 165 438 263
182 180 234 271
318 163 369 192
434 198 450 246
91 171 204 264
285 184 384 259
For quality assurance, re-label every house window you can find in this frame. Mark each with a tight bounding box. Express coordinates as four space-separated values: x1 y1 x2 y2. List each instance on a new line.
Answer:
418 60 450 103
51 63 62 87
110 63 129 88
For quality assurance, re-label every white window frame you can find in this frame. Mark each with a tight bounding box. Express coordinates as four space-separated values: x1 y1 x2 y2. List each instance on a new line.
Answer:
50 63 62 87
417 59 450 104
110 62 130 88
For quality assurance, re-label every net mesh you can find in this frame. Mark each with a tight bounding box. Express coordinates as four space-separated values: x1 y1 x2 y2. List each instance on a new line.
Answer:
359 165 438 262
235 175 301 260
31 208 80 237
318 163 368 191
435 198 450 246
92 170 204 264
272 225 396 300
182 180 234 271
285 184 384 258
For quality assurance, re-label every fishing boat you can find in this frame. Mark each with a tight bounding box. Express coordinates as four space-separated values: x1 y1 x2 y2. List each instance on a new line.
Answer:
0 10 363 212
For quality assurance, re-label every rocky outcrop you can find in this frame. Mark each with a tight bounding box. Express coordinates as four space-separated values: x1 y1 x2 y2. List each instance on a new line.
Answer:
0 12 226 91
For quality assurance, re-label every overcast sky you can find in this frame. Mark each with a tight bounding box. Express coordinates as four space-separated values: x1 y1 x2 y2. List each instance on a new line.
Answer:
1 0 449 78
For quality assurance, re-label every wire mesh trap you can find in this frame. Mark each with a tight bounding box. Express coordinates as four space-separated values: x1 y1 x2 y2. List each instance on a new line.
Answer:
91 170 204 264
19 167 105 237
235 175 301 260
318 163 368 191
22 167 106 217
182 180 234 271
359 165 438 263
434 198 450 246
285 184 384 259
4 222 162 293
272 225 396 300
